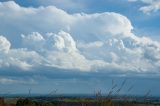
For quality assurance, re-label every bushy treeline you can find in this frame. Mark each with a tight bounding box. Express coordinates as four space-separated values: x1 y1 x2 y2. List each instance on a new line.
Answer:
16 98 53 106
3 98 157 106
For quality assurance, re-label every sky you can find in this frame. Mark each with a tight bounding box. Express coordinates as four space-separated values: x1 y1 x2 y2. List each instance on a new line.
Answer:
0 0 160 96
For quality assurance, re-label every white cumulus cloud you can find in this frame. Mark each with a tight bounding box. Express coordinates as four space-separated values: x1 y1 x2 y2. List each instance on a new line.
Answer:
0 36 11 53
128 0 160 14
0 1 159 76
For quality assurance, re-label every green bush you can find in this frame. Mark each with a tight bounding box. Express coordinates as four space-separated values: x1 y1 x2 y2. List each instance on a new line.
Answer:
16 98 37 106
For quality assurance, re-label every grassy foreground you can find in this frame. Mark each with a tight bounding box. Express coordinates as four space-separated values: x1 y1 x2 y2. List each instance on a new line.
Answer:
0 96 160 106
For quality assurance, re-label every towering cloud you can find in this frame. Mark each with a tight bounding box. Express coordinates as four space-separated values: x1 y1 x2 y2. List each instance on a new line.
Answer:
0 1 159 77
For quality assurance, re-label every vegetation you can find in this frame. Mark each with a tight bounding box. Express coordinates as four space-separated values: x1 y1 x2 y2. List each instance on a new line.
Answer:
0 79 159 106
1 97 159 106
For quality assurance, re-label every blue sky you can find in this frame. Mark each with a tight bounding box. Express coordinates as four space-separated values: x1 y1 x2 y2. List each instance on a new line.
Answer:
0 0 160 96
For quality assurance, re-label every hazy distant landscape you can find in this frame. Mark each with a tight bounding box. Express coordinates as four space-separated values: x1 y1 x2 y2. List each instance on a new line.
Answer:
1 94 160 106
